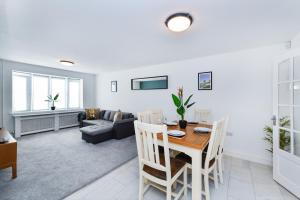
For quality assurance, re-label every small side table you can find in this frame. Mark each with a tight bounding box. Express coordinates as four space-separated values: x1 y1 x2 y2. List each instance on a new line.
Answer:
0 129 17 179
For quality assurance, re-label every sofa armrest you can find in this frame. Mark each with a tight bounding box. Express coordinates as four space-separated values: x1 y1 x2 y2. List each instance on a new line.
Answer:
113 118 135 139
78 112 87 128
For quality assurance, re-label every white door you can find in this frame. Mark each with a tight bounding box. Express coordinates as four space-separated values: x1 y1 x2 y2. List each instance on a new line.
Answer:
273 49 300 198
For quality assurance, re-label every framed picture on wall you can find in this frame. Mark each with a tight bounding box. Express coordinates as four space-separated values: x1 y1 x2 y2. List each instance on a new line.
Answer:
198 72 212 90
111 81 117 92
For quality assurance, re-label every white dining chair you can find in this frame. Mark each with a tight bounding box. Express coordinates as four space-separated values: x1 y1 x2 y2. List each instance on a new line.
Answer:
137 111 151 123
176 118 226 200
216 116 229 184
137 110 164 125
134 121 187 200
194 108 212 124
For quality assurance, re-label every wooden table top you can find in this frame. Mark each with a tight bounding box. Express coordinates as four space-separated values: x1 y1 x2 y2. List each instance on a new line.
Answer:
157 123 212 150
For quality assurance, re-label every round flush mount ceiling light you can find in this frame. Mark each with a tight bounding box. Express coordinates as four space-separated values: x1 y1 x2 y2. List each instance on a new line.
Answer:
165 13 193 32
59 60 74 66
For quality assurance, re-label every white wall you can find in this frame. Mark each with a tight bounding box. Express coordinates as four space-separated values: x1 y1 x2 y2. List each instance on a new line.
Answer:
292 32 300 49
97 44 285 165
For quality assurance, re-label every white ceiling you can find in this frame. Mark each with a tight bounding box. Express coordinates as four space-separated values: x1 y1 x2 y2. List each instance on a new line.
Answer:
0 0 300 73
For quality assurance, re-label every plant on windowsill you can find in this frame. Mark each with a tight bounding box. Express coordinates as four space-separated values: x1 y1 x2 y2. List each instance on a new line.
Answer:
171 87 196 129
45 93 59 110
263 116 291 153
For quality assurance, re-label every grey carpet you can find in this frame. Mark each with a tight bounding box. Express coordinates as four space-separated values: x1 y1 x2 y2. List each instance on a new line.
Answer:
0 127 137 200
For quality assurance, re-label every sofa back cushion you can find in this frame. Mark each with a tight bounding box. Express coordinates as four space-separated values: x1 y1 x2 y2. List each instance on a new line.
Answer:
99 110 106 119
103 110 111 120
122 112 133 119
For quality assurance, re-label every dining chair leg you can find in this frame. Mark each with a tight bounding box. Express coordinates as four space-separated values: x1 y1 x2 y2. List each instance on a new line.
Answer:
184 167 188 200
166 185 172 200
204 173 210 200
213 167 219 189
218 157 224 184
139 175 144 200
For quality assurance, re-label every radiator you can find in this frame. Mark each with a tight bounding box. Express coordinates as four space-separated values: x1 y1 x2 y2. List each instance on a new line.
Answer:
59 113 79 129
14 111 81 137
20 115 55 135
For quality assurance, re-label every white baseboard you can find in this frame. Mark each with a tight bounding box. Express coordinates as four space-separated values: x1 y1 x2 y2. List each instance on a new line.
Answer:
224 150 272 166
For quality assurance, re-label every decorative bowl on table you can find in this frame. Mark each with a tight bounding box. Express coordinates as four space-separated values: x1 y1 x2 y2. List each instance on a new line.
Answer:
167 130 186 137
193 127 212 133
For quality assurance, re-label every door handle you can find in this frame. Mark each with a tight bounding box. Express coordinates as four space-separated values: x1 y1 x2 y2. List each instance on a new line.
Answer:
271 115 277 126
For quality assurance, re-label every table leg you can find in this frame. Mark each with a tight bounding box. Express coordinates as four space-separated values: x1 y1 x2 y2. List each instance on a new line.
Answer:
191 150 202 200
12 163 17 179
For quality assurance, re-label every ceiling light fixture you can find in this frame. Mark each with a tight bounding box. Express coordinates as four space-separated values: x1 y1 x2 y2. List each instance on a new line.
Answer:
165 13 193 32
59 60 74 66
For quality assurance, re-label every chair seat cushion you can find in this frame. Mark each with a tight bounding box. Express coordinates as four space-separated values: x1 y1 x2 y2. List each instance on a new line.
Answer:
143 154 185 180
175 152 215 168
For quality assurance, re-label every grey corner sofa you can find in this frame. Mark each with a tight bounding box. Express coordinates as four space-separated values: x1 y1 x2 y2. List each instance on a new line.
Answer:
78 110 135 144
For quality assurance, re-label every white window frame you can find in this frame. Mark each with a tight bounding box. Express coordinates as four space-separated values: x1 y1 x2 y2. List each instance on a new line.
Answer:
12 71 84 113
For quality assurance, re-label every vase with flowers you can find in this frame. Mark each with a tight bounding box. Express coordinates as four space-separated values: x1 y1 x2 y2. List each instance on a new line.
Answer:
172 87 196 129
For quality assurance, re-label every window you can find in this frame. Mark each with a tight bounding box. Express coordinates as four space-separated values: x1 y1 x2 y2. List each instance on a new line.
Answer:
68 79 82 108
32 75 49 110
12 72 30 111
51 77 66 109
12 71 83 112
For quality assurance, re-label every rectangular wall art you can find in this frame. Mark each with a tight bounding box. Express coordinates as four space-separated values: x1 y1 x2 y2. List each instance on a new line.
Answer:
198 72 212 90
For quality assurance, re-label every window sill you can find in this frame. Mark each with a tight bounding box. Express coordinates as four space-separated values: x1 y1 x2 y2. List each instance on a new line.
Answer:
11 109 84 117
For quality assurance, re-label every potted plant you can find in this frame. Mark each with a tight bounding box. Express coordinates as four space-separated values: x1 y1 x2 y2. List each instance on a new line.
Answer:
45 94 59 110
172 87 196 129
263 116 291 153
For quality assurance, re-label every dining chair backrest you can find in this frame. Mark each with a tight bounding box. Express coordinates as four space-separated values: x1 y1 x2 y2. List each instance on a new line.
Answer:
137 110 164 125
205 118 226 169
134 120 171 180
194 108 211 124
149 109 164 125
219 116 229 155
137 111 151 123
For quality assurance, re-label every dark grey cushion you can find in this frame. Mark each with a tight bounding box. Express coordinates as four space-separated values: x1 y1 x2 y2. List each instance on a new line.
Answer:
109 111 116 121
122 112 132 119
80 125 113 136
99 110 106 119
83 119 113 126
103 111 111 120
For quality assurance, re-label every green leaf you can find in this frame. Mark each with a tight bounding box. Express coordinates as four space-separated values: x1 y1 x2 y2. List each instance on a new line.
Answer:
53 93 59 101
187 102 196 108
172 94 181 107
176 105 185 116
184 94 193 106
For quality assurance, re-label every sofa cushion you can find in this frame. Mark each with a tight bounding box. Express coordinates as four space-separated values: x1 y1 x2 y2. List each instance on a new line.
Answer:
83 119 113 127
99 110 106 119
109 111 116 121
103 111 111 120
80 125 113 136
122 112 132 119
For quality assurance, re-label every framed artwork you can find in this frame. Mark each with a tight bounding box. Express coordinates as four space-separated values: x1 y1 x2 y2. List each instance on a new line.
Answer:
198 72 212 90
111 81 117 92
131 75 168 90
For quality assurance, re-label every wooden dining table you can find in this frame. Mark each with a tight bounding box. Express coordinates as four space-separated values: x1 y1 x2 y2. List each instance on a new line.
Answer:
157 123 212 200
